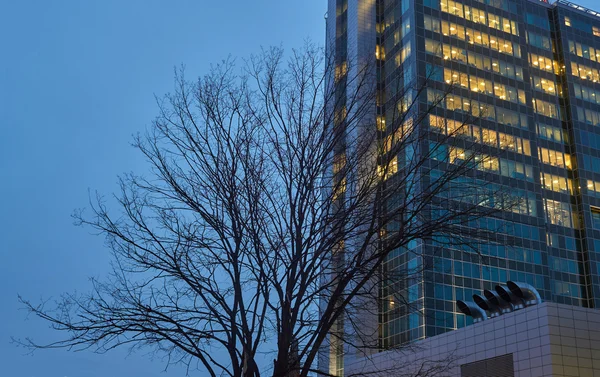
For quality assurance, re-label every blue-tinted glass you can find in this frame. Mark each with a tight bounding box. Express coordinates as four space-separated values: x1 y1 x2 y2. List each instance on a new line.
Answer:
424 0 440 10
457 314 465 328
471 264 481 279
483 267 491 281
592 210 600 229
499 269 507 282
455 261 463 276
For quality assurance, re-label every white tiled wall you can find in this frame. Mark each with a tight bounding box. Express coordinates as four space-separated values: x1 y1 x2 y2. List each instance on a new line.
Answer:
345 302 600 377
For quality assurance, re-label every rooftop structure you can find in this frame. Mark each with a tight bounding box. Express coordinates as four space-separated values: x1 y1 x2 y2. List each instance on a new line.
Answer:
346 301 600 376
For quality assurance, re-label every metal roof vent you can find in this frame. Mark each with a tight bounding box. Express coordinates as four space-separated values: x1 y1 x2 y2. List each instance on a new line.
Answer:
507 281 542 306
456 281 541 322
457 300 487 323
483 289 513 314
473 294 501 318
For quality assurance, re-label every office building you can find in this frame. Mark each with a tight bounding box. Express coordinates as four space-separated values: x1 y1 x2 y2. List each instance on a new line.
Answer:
324 0 600 374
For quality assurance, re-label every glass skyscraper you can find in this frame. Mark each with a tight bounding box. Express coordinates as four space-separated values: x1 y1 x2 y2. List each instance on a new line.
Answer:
324 0 600 373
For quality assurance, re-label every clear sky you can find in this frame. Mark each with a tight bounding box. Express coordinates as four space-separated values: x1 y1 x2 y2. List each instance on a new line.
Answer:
1 0 600 376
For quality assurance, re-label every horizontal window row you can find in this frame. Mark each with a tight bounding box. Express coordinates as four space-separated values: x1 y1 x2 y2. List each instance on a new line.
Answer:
572 83 600 106
429 114 531 155
452 247 542 276
553 280 581 299
538 146 572 169
527 31 553 52
437 67 525 104
549 256 579 275
586 179 600 198
505 247 543 265
578 129 600 150
429 170 537 216
529 52 559 74
565 16 600 38
474 0 518 13
538 122 568 144
532 98 561 120
482 266 512 284
423 0 519 16
526 12 550 31
430 143 535 182
467 215 540 241
425 39 523 81
427 88 528 129
568 40 600 64
571 61 600 83
541 172 573 195
423 16 521 58
576 106 600 127
440 0 519 36
531 76 558 96
580 154 600 174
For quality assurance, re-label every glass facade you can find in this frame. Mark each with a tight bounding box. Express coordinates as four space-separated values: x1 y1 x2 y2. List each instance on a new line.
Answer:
326 0 600 358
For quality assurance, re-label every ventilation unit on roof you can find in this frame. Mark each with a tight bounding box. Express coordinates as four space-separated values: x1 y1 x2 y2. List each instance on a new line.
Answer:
456 281 542 322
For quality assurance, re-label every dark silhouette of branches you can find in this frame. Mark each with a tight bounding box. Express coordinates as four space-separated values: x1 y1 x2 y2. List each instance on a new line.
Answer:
16 44 513 377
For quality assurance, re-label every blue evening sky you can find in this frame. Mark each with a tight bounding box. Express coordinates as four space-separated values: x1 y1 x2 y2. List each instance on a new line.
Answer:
1 0 599 376
0 1 323 376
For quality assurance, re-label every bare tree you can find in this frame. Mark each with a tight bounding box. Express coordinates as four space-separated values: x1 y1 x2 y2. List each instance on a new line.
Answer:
16 44 513 377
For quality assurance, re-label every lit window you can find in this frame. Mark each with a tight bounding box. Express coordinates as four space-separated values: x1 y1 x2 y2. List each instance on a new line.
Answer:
333 154 346 174
541 172 572 194
334 62 347 82
544 199 573 228
376 44 385 60
332 178 346 202
565 17 571 27
377 115 386 131
378 156 398 180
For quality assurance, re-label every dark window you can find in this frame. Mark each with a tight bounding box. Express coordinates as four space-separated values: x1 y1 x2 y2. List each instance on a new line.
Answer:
591 207 600 229
526 13 550 30
461 354 514 377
